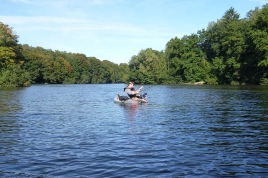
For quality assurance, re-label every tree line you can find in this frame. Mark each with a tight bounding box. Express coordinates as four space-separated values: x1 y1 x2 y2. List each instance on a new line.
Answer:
0 4 268 87
129 4 268 85
0 23 129 87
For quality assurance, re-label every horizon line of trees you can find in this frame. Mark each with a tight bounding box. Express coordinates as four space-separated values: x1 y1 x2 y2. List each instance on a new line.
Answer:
0 22 130 87
1 4 268 87
129 4 268 85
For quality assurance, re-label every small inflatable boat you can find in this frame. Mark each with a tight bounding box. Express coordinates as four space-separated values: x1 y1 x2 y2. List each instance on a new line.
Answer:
114 93 148 104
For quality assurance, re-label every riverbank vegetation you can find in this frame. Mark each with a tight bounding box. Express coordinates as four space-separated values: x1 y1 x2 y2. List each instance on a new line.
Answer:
1 5 268 87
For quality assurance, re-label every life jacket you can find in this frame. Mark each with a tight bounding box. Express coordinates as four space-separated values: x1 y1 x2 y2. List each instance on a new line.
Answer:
124 86 135 98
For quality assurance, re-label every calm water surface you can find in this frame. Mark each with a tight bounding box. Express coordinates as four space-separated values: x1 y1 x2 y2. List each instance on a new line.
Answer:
0 84 268 177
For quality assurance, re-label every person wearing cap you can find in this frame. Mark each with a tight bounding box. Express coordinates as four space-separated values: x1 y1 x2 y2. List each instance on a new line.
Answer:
124 82 143 99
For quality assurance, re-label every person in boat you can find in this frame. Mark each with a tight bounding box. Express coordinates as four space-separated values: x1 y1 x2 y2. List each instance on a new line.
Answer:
124 81 143 99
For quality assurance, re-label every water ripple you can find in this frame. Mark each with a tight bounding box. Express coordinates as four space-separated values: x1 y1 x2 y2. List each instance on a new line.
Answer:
0 84 268 177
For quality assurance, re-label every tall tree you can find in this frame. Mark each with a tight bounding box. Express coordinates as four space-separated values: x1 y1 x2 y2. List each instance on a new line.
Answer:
0 22 19 67
245 4 268 84
118 63 129 83
165 34 211 84
129 48 167 84
0 22 30 87
200 8 245 84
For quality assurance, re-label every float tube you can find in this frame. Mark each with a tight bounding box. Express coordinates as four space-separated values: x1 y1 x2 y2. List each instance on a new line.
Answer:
114 93 148 104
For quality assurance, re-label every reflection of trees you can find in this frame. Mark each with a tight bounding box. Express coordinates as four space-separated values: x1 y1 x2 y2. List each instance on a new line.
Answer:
0 88 23 115
0 88 24 174
0 88 23 138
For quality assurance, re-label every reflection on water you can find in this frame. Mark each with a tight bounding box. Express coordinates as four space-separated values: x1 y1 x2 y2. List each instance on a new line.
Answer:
122 104 137 122
120 103 139 121
0 88 25 174
0 84 268 177
0 88 24 115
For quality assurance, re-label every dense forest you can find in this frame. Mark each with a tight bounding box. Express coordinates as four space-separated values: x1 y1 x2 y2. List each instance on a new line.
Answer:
1 5 268 87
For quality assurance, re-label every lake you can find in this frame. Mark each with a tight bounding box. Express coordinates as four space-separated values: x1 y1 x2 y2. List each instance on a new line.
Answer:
0 84 268 177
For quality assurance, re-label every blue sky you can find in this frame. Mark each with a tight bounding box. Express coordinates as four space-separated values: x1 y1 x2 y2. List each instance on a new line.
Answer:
0 0 267 64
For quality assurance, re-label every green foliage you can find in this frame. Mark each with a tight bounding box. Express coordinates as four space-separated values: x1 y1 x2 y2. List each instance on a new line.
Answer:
0 22 20 68
118 63 130 83
20 45 127 85
88 57 108 84
162 5 268 85
0 64 31 87
238 4 268 84
199 8 246 84
0 22 30 87
129 48 167 84
165 34 211 84
1 4 268 87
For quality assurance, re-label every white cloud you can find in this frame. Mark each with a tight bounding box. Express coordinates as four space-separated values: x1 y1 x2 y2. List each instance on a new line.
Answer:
0 16 85 24
1 0 227 63
10 0 30 3
9 0 125 7
0 15 176 39
250 0 268 5
91 0 118 5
